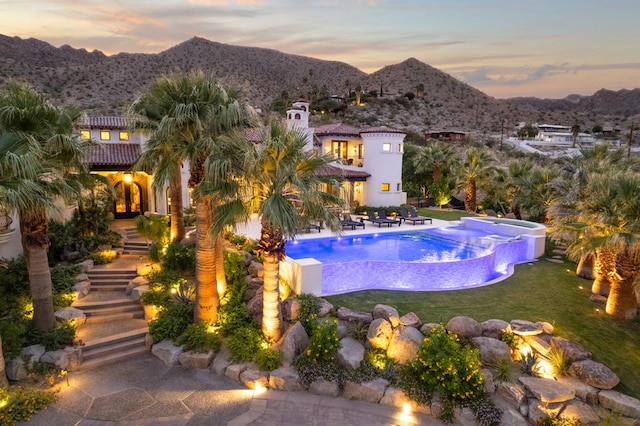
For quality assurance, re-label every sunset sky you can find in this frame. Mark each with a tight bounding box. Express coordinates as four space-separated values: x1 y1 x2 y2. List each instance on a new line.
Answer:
1 0 638 99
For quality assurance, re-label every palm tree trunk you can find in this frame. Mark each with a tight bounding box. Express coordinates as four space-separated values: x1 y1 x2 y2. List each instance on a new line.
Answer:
169 172 186 242
606 249 639 321
592 248 614 296
576 252 594 280
194 198 218 324
262 252 282 342
0 334 8 387
465 179 477 212
215 232 227 299
19 208 55 332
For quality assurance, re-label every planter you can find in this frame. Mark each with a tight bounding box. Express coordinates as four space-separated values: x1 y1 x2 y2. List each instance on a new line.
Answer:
0 228 15 244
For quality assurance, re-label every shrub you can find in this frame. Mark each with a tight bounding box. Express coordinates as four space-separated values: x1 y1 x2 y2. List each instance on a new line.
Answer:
0 317 28 358
521 350 541 376
472 399 503 426
542 347 569 377
499 330 519 352
227 326 263 363
163 241 195 271
348 349 397 384
306 317 341 364
40 322 76 351
148 302 194 343
297 293 321 336
491 358 516 383
537 418 583 426
293 351 346 388
401 326 486 422
0 386 58 424
89 250 117 264
346 321 368 343
255 347 282 371
217 303 254 337
176 322 221 353
140 287 171 308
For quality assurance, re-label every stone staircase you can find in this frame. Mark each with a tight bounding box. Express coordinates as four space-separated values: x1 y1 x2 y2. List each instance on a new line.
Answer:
122 227 150 256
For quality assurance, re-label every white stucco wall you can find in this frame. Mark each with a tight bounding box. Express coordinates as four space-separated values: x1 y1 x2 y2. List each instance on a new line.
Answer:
361 131 406 206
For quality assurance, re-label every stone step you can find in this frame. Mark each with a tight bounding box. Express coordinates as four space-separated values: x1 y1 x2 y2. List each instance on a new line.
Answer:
123 249 149 255
90 284 128 292
89 278 133 284
73 297 138 310
82 302 142 316
80 341 148 370
82 328 148 356
87 269 137 276
84 310 145 323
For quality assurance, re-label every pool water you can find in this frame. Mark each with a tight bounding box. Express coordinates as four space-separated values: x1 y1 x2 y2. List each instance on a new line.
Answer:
285 227 530 294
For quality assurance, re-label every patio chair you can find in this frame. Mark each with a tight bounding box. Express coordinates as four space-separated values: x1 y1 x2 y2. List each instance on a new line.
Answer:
377 210 401 226
340 213 365 230
408 206 433 224
365 210 391 227
399 208 427 225
296 217 322 233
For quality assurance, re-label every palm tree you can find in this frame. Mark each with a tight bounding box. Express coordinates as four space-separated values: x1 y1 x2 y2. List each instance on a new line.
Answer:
355 84 362 105
0 83 90 332
514 165 559 224
571 124 580 148
416 83 425 100
458 147 495 213
415 139 459 186
201 119 344 342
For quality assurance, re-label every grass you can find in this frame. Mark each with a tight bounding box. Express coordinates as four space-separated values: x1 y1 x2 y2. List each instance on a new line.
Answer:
419 207 476 221
324 210 640 398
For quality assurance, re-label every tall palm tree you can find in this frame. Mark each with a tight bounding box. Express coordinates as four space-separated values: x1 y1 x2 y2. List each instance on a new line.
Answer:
0 83 90 332
571 124 581 148
458 147 495 213
201 119 344 342
415 139 459 186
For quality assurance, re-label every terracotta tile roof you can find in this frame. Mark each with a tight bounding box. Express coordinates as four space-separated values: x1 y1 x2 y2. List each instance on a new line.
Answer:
359 126 405 135
314 123 362 137
244 128 262 143
85 143 140 167
79 115 130 129
316 164 370 181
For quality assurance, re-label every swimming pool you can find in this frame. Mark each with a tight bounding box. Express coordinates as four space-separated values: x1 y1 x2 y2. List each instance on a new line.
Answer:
284 226 533 295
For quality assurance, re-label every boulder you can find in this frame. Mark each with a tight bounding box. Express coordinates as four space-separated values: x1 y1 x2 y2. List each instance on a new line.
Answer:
366 318 393 350
499 407 529 425
372 304 400 327
72 281 91 299
420 323 441 335
281 297 301 322
178 350 214 369
131 284 150 302
126 276 149 295
528 401 563 422
336 319 349 339
445 316 482 339
225 362 251 381
248 261 264 278
74 273 89 283
268 366 304 392
54 307 86 327
536 321 555 335
6 357 27 381
151 340 184 366
480 367 496 393
342 378 389 404
550 337 592 364
309 378 340 397
278 321 309 365
240 368 269 390
480 319 511 339
497 381 526 406
510 319 543 336
318 298 334 317
559 400 601 425
471 337 511 365
336 337 365 371
210 346 231 375
240 250 253 266
526 335 551 357
399 312 421 328
243 277 264 301
39 348 77 370
77 259 94 273
379 387 431 414
336 307 373 325
569 359 619 389
246 291 263 325
599 390 640 418
386 325 424 364
518 376 575 403
22 344 46 367
556 376 599 405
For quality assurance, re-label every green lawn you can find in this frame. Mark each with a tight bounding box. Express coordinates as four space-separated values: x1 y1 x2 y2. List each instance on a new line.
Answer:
325 213 640 398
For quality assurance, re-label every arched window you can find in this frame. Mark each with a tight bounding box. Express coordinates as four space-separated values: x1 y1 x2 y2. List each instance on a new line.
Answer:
288 113 291 119
301 105 307 112
295 113 301 120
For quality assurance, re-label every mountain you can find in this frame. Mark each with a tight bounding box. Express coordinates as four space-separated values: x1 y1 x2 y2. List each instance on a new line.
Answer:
0 34 637 134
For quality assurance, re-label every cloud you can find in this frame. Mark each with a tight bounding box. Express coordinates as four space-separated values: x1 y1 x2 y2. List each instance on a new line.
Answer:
188 0 262 4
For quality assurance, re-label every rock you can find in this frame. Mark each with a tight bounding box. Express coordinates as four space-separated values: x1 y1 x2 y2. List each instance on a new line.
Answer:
471 337 511 365
268 366 304 392
281 297 301 322
445 316 482 339
560 400 601 425
6 357 27 381
317 298 333 317
342 378 389 404
386 325 424 364
336 337 365 371
73 280 91 299
372 304 400 327
497 381 526 406
336 307 373 325
569 359 619 389
178 350 214 369
240 368 269 390
126 276 149 295
556 376 599 405
499 407 528 425
379 387 430 414
518 376 575 403
453 407 476 426
77 259 94 273
480 319 511 339
420 323 441 335
399 312 421 328
336 319 349 339
145 333 154 351
550 337 592 363
225 362 251 381
599 390 640 418
526 335 551 357
54 307 86 327
246 291 263 325
210 346 231 375
536 321 555 335
480 368 495 393
589 293 607 304
366 318 393 350
240 250 253 266
151 340 184 366
74 273 89 282
277 322 309 365
528 400 563 422
510 319 543 336
40 349 76 370
22 345 46 366
131 284 150 302
143 304 161 321
248 261 264 278
309 378 340 397
245 276 264 291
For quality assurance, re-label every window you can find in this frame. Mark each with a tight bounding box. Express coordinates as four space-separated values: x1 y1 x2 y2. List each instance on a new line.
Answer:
80 130 91 140
295 113 301 120
381 183 390 192
119 131 129 141
382 143 392 152
358 144 363 159
397 183 401 191
100 130 111 141
398 143 404 153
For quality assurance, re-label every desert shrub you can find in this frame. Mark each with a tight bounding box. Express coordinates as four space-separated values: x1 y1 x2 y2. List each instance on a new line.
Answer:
162 241 195 271
521 350 541 376
0 386 58 424
171 278 195 305
499 330 519 352
148 302 193 343
401 326 486 422
346 321 368 343
176 322 221 353
297 293 321 336
40 322 76 351
255 347 282 371
491 358 516 383
227 326 263 363
542 347 569 377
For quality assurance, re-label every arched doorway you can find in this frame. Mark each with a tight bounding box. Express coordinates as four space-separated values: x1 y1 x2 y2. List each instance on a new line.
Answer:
114 180 143 219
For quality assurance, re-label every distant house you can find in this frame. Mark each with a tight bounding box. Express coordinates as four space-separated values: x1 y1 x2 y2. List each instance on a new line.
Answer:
424 130 466 142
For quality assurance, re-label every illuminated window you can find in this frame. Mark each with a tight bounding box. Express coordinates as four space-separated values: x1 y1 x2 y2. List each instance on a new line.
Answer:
382 143 392 152
398 143 404 152
381 183 390 192
358 144 363 159
100 130 111 141
80 130 91 140
119 131 129 141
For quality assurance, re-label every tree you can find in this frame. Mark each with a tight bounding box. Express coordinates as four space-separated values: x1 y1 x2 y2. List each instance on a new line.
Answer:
458 147 495 213
0 83 90 332
416 83 425 100
415 140 459 186
517 123 538 139
571 124 581 148
202 119 344 342
355 84 362 105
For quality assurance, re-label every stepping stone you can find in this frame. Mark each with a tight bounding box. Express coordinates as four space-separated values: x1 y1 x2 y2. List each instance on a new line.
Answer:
546 258 564 263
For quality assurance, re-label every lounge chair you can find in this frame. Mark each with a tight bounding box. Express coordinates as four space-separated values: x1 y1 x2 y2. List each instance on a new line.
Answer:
399 208 424 225
365 210 391 227
377 210 401 226
296 218 322 233
339 213 365 230
408 207 432 224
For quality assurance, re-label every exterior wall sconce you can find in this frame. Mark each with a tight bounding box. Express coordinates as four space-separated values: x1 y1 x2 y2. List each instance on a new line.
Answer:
123 173 133 183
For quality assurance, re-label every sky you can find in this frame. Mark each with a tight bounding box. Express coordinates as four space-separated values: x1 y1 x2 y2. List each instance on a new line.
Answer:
1 0 639 99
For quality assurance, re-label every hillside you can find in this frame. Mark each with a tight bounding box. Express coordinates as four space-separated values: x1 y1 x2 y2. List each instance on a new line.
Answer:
0 34 637 135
